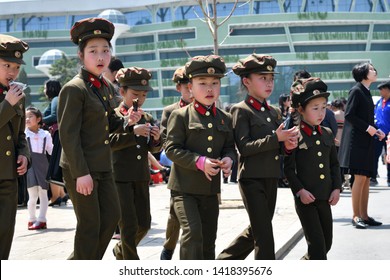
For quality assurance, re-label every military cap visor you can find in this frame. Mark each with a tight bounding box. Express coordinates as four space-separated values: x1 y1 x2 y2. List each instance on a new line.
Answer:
378 81 390 90
116 67 153 91
233 54 279 76
185 55 226 78
0 35 29 64
70 17 115 45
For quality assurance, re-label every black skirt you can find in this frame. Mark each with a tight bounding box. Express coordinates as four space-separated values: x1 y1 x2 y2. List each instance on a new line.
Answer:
46 131 65 187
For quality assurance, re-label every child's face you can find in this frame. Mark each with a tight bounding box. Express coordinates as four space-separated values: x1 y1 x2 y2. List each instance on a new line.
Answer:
120 87 148 108
176 83 193 104
0 58 21 87
79 38 111 77
299 97 327 126
25 111 41 130
243 73 274 101
188 76 221 106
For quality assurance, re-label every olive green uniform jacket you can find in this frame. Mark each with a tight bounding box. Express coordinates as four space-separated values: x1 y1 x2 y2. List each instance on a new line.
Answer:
230 97 283 179
0 92 30 180
160 99 188 145
110 103 162 182
165 103 237 195
58 68 126 178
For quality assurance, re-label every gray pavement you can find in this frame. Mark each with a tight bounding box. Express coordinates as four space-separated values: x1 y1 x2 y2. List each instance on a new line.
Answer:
8 161 390 260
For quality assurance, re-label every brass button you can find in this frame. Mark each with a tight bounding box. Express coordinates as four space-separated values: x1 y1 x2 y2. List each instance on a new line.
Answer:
250 99 254 104
207 147 212 153
261 107 265 112
208 136 213 141
208 123 213 128
320 174 325 179
105 112 108 116
6 135 12 141
272 130 275 134
267 117 271 122
319 163 324 168
137 155 141 160
103 96 107 101
275 155 279 160
317 151 322 157
105 125 109 131
313 131 317 135
205 111 210 116
316 140 320 145
6 151 11 156
104 140 109 145
136 145 141 149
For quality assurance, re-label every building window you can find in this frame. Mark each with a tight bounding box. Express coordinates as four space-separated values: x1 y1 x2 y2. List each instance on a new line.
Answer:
117 53 156 63
230 27 285 36
253 0 281 14
158 30 195 41
124 10 152 26
117 35 154 46
156 7 172 23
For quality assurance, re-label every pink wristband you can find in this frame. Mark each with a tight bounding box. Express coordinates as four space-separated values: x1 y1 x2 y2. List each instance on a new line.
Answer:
196 156 206 171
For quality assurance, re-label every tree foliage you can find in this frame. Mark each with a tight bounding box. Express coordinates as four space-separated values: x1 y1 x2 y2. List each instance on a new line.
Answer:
49 54 79 85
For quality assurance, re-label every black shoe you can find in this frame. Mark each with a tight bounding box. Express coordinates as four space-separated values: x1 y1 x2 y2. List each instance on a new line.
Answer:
161 167 170 183
160 248 174 260
61 194 69 204
363 216 382 226
223 177 228 184
48 197 62 207
352 217 366 229
150 169 160 175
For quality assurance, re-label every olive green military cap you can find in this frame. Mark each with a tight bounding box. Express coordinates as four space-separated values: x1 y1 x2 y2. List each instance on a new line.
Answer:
232 53 278 76
172 66 190 84
70 17 114 45
0 34 29 64
185 55 226 79
116 67 153 91
291 77 330 108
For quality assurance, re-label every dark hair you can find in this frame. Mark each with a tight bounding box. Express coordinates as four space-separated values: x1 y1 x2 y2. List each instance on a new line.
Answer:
108 57 124 72
352 62 375 82
26 106 43 125
293 70 311 81
331 99 344 110
45 79 61 100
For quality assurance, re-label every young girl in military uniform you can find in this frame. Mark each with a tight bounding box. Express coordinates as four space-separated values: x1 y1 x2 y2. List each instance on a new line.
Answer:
109 67 161 260
284 77 342 259
0 34 30 260
165 55 237 260
217 54 298 260
160 66 192 260
57 18 140 259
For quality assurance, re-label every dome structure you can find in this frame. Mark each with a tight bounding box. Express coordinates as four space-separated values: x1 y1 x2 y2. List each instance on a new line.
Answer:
98 9 127 24
35 49 66 77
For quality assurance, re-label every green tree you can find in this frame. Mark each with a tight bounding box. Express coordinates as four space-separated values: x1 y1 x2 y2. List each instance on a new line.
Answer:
49 54 79 85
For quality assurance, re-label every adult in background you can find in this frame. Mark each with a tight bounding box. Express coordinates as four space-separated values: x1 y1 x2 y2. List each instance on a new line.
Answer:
338 62 385 229
372 81 390 187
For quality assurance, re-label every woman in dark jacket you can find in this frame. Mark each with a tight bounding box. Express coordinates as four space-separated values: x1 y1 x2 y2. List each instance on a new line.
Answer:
339 62 385 229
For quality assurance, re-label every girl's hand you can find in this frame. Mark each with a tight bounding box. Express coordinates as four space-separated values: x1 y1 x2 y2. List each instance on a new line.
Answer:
203 158 221 181
16 155 28 175
76 174 94 196
134 123 151 138
127 108 143 126
150 125 161 141
276 124 300 142
4 84 24 106
328 189 340 206
297 188 315 204
219 157 233 178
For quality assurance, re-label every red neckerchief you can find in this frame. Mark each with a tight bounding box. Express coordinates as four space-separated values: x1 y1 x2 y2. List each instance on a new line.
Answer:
88 74 109 89
119 103 130 116
300 121 322 136
245 95 270 111
179 98 190 108
194 100 216 116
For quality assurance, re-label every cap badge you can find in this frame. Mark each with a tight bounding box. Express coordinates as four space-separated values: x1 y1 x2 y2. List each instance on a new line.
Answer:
267 65 273 71
14 51 21 58
141 79 148 86
313 90 320 95
94 30 102 35
207 67 215 75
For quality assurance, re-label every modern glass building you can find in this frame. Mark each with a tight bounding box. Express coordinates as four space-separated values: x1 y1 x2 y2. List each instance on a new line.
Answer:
1 0 389 117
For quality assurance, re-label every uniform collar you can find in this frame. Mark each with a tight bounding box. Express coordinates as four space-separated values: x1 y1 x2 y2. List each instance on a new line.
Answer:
300 121 322 136
81 67 109 89
179 98 190 108
245 95 270 111
119 102 130 115
194 100 216 116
